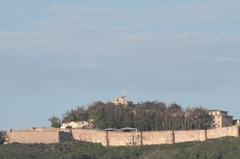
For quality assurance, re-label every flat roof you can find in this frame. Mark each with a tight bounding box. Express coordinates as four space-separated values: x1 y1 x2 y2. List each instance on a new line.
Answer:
208 109 228 113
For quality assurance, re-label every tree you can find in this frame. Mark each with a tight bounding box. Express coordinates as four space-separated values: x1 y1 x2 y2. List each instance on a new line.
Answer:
0 131 6 144
48 116 61 128
60 100 213 131
62 106 90 123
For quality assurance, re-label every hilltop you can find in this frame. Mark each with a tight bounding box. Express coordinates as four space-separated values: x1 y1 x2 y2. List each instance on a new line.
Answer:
0 137 240 159
51 100 213 131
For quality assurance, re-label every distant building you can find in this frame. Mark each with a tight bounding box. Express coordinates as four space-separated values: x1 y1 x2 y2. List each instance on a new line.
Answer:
208 110 233 128
61 121 92 129
112 96 128 106
233 119 240 126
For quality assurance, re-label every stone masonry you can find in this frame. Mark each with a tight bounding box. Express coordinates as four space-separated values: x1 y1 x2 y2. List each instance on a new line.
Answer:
7 126 239 146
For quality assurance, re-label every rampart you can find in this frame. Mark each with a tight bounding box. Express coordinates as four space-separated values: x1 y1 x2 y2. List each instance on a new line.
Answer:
71 126 239 146
72 129 106 144
7 126 239 146
207 126 239 139
7 128 72 144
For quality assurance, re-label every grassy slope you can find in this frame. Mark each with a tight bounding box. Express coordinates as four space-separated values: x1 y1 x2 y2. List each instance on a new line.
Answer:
0 137 239 159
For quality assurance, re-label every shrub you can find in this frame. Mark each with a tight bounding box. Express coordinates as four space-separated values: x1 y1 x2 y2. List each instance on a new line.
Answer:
66 126 72 129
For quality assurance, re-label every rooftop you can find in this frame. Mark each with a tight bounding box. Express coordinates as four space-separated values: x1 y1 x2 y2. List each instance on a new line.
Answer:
208 109 228 113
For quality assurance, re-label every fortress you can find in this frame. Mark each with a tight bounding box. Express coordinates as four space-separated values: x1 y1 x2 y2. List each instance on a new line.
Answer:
6 125 240 146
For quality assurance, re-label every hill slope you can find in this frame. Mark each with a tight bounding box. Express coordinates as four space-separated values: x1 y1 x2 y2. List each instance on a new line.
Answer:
0 137 239 159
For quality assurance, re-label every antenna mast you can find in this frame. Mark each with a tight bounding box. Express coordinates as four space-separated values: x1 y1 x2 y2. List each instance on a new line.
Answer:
16 117 20 130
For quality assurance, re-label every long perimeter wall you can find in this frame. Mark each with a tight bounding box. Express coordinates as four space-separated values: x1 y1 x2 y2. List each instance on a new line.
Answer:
8 126 240 146
72 126 240 146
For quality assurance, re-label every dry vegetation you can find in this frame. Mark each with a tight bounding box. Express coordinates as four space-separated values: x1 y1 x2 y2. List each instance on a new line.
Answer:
0 137 240 159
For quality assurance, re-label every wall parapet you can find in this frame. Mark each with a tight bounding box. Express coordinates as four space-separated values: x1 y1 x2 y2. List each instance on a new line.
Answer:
7 126 239 146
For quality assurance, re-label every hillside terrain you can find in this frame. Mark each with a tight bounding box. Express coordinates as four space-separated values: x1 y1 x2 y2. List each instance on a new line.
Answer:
0 137 240 159
52 101 212 131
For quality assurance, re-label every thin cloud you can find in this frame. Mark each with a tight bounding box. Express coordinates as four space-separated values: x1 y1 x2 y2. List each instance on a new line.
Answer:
213 56 240 63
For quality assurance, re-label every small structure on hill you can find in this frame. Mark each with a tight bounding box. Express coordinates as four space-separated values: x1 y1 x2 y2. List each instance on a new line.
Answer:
61 121 92 129
120 127 138 132
112 96 128 106
104 128 118 131
104 127 138 132
209 110 233 128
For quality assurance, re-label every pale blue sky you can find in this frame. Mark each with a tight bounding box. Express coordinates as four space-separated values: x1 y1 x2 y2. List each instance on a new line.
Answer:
1 0 240 130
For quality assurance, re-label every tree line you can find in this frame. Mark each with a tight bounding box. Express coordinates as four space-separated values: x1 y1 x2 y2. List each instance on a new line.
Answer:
49 101 212 131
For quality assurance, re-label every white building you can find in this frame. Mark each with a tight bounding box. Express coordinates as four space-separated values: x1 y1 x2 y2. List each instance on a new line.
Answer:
112 96 128 106
61 121 91 129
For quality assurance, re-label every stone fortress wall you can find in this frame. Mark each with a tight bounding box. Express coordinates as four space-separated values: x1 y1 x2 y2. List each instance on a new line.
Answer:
7 128 72 144
7 126 240 146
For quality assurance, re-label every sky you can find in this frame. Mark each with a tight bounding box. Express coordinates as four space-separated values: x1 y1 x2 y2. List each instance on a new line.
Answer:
1 0 240 130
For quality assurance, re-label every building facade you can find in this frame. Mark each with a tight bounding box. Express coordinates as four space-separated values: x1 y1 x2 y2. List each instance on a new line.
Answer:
209 110 233 128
